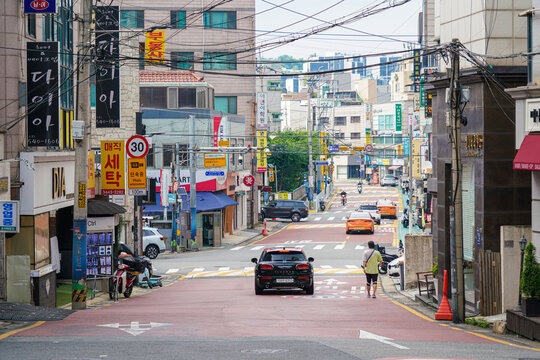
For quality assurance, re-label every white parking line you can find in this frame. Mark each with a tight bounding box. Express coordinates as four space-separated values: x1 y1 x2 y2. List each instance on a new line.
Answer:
165 268 179 274
313 244 325 250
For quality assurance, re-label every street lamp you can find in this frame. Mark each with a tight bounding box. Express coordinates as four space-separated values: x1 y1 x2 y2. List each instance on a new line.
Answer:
518 235 528 308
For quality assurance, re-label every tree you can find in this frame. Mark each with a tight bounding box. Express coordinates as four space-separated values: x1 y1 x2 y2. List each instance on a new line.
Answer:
267 130 318 192
521 242 540 300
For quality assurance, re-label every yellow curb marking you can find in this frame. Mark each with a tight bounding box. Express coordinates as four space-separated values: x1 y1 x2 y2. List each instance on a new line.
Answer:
389 299 436 322
463 331 540 352
0 321 46 340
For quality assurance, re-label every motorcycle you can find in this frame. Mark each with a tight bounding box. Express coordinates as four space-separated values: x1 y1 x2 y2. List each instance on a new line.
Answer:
375 244 399 274
341 194 347 206
402 209 409 228
109 244 155 300
357 184 362 194
319 201 326 211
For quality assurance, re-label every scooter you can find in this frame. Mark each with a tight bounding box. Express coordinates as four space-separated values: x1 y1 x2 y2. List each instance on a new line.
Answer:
341 194 347 206
319 201 326 211
357 184 362 194
402 209 409 228
375 245 399 274
109 244 155 300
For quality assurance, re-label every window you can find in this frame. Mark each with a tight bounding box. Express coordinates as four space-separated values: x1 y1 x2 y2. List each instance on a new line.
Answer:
43 14 56 41
171 52 194 70
178 88 196 108
334 116 346 126
178 144 189 167
203 11 236 29
140 87 167 109
147 149 154 167
203 52 236 70
335 133 345 139
139 43 145 70
385 115 393 130
171 11 186 29
26 14 36 38
215 96 237 114
351 132 361 140
162 144 174 167
350 116 361 123
121 10 144 28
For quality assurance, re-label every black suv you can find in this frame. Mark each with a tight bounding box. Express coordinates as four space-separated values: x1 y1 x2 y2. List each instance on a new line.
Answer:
261 200 308 222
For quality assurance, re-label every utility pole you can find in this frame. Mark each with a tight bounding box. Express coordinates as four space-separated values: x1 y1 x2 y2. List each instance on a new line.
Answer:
72 0 91 310
450 39 465 322
307 89 314 210
189 115 197 249
408 115 413 235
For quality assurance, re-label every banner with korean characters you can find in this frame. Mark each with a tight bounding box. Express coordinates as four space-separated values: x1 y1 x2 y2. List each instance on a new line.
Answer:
145 30 165 64
256 130 267 172
256 93 268 130
27 42 59 147
101 141 125 195
0 201 19 232
127 158 147 196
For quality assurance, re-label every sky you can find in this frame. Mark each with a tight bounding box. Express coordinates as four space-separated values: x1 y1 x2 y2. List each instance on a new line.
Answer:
255 0 422 59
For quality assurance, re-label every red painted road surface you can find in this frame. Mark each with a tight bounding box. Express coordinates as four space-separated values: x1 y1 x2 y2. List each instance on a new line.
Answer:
16 276 492 345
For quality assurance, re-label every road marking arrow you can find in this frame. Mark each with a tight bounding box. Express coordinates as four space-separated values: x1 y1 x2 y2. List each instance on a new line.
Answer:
316 278 347 285
98 322 170 336
359 330 409 350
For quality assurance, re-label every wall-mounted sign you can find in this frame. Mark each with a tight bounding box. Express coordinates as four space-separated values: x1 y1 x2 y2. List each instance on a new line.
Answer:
204 153 227 167
87 151 95 199
0 177 8 193
0 201 19 232
525 98 540 133
95 6 120 128
27 42 59 147
243 175 255 187
52 167 66 199
101 141 125 195
395 103 402 132
256 92 268 129
256 130 267 172
24 0 56 14
78 183 86 209
145 30 165 64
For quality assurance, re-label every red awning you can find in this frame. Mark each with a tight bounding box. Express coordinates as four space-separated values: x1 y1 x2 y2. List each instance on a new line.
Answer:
513 135 540 171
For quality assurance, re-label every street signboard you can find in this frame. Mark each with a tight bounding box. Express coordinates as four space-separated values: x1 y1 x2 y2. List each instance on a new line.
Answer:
243 175 255 187
127 158 146 189
128 188 147 196
218 140 230 147
315 161 328 165
204 153 226 167
0 201 19 232
328 164 334 173
25 0 56 13
338 146 349 151
205 170 225 176
126 135 149 158
328 144 339 152
101 140 125 195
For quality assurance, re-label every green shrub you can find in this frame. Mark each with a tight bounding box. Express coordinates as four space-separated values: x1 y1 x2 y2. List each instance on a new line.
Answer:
520 242 540 300
432 257 438 276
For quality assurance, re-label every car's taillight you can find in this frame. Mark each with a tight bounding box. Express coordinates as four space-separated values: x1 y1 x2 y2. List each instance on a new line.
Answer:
296 264 309 270
260 264 274 270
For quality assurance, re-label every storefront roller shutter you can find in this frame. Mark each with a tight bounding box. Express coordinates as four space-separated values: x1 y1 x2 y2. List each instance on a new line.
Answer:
461 163 474 261
337 165 347 179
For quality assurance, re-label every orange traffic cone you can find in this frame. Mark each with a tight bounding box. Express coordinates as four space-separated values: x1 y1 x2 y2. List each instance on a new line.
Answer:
261 219 269 236
435 269 453 320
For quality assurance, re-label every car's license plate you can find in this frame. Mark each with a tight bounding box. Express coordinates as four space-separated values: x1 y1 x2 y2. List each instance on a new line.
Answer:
275 278 294 283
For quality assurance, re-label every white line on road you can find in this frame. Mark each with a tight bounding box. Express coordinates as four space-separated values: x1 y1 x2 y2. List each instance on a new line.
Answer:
334 244 345 250
320 265 332 268
313 217 321 221
294 245 305 249
165 268 179 274
359 330 409 350
355 245 365 250
244 266 253 271
218 267 230 271
230 246 244 251
251 246 264 251
328 217 335 221
345 265 358 269
313 245 325 250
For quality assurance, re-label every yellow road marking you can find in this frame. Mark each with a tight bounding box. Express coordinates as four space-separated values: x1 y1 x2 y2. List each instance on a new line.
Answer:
0 321 46 340
463 331 540 352
346 235 350 240
389 299 436 322
248 223 291 245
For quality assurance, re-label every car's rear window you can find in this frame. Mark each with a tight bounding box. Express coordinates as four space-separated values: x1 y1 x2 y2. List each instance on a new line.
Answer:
378 201 394 206
360 205 378 210
350 212 371 219
263 252 306 262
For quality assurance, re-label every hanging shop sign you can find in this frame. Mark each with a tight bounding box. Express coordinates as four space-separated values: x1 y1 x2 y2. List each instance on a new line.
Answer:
95 6 120 128
101 140 125 195
87 151 95 199
256 130 267 172
145 30 165 64
243 175 255 187
395 103 402 132
256 92 268 129
204 153 227 167
27 42 59 147
525 98 540 133
213 116 228 147
127 158 147 190
0 201 19 233
25 0 57 13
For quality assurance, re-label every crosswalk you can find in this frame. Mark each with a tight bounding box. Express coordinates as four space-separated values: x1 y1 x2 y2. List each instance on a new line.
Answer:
230 242 368 252
180 265 365 278
287 223 395 232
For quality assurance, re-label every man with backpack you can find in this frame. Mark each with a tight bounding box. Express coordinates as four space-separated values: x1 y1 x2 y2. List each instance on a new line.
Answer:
362 241 383 298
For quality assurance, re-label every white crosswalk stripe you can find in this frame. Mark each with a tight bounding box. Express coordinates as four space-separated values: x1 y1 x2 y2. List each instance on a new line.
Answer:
328 216 335 221
230 246 244 251
334 244 345 250
345 265 358 269
218 267 230 271
251 245 264 251
166 268 179 274
313 244 325 250
314 217 321 221
184 266 364 278
355 245 365 250
295 245 305 249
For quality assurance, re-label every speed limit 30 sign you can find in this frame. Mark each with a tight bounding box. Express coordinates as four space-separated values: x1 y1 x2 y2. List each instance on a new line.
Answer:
126 135 149 158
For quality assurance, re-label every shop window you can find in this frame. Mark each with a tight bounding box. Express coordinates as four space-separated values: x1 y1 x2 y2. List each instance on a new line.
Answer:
351 132 361 139
203 11 236 29
350 116 361 123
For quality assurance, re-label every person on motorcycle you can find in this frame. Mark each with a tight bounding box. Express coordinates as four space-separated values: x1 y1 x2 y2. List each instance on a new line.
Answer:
357 182 362 193
340 190 347 205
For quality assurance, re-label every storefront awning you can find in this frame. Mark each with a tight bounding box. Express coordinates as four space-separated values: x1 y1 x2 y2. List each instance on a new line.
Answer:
196 192 238 212
388 165 403 170
88 199 127 216
513 135 540 171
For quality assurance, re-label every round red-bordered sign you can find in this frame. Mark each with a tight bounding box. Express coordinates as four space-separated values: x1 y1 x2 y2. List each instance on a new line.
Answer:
365 144 373 152
243 175 255 187
126 135 149 158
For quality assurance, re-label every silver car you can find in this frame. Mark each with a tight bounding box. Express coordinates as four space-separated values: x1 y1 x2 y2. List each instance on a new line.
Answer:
356 204 381 225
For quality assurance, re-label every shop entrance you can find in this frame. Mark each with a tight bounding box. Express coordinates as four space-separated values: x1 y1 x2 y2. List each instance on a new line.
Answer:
202 214 214 246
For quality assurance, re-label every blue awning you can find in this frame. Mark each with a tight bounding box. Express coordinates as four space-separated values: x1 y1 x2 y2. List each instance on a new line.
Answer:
196 192 238 212
142 192 237 214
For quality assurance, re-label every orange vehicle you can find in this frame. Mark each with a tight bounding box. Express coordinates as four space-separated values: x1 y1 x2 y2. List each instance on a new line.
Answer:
377 200 397 219
346 212 375 234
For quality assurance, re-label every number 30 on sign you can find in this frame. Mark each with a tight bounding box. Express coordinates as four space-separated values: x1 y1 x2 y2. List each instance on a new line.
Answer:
126 135 149 158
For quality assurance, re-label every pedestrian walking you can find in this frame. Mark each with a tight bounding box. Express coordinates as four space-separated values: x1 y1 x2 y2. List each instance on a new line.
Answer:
362 241 383 298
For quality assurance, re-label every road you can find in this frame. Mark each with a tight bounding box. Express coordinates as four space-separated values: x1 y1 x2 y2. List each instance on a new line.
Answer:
0 181 538 360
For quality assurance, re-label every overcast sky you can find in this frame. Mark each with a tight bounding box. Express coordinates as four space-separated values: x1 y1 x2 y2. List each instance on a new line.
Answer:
255 0 422 59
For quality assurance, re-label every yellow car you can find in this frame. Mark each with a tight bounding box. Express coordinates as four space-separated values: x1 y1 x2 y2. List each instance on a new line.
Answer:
346 212 375 234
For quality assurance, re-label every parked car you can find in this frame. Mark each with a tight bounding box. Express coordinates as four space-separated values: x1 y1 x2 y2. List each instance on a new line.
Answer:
356 204 381 225
381 174 399 187
261 200 308 222
142 227 166 259
346 212 375 234
387 256 404 277
251 248 314 295
376 199 397 219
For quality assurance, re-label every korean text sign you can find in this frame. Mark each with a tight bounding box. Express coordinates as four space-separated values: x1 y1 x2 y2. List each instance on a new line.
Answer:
256 130 267 172
145 31 165 64
101 141 125 195
0 201 19 232
27 42 59 147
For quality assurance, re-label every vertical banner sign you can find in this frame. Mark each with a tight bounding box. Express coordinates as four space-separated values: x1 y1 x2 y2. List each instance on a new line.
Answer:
87 151 95 199
319 132 327 160
72 219 87 283
78 183 87 209
95 6 120 128
256 92 268 129
0 201 19 232
101 141 125 195
395 104 402 132
145 31 165 64
268 168 274 182
128 158 147 189
217 116 227 147
256 130 267 172
365 128 371 145
24 0 57 13
27 42 59 147
213 117 222 147
425 93 433 118
413 49 421 93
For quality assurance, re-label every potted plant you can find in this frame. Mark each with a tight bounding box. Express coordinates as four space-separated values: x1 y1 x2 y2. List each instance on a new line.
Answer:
520 242 540 317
